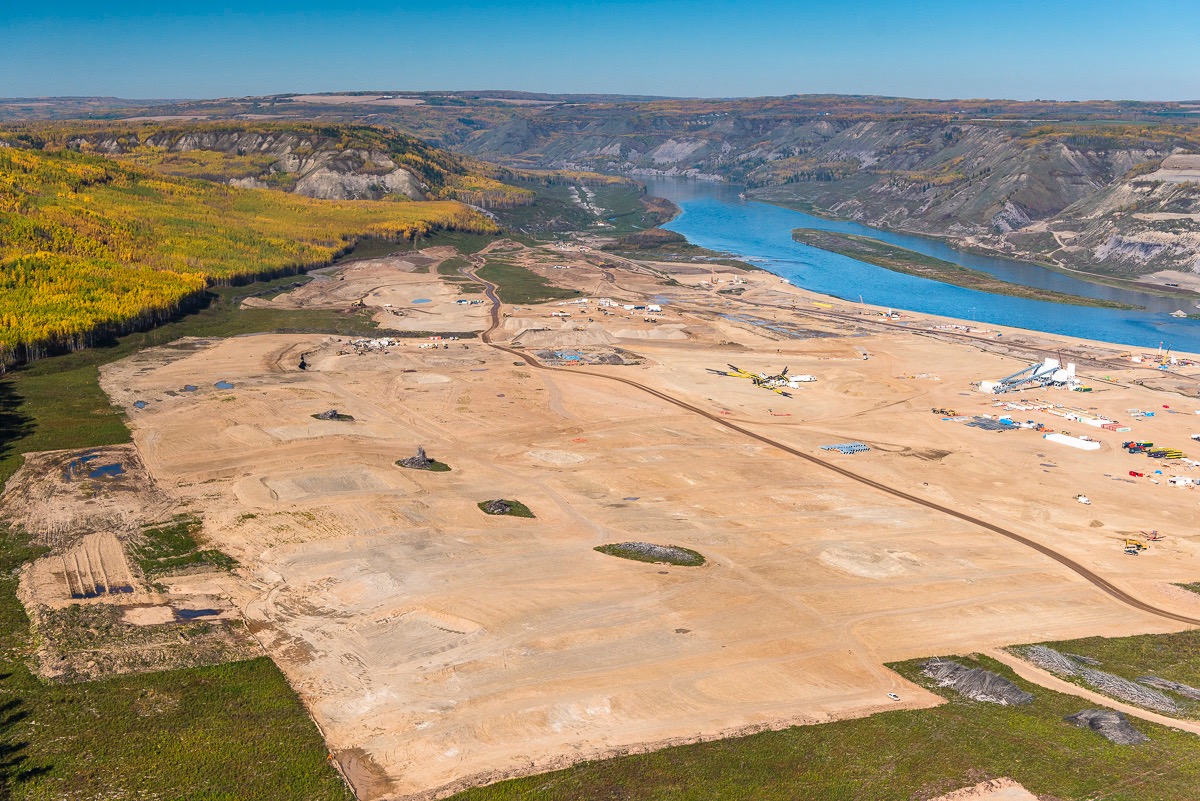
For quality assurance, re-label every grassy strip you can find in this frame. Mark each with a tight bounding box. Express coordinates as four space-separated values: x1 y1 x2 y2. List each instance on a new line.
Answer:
132 515 236 581
477 500 535 518
447 652 1200 801
0 274 385 489
594 543 706 567
0 527 350 800
791 228 1139 310
476 261 582 305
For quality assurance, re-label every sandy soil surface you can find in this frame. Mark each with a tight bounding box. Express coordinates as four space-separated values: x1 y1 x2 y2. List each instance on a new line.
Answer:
932 779 1038 801
244 251 490 334
1147 154 1200 184
79 238 1200 798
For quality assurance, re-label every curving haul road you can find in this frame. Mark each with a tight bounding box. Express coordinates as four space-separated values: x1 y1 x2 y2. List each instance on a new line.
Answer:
469 268 1200 628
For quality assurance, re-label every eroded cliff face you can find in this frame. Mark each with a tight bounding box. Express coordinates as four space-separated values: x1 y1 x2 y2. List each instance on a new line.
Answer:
461 112 1200 279
69 129 429 201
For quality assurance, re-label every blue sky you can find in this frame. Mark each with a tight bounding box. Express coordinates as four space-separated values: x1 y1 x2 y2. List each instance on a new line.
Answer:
4 0 1198 100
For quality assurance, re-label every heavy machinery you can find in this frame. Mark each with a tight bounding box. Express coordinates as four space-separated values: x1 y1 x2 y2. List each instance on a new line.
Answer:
707 364 815 397
1124 538 1149 555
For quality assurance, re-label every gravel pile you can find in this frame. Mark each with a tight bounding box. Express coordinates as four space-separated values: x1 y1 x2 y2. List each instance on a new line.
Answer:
1065 709 1149 745
922 659 1034 706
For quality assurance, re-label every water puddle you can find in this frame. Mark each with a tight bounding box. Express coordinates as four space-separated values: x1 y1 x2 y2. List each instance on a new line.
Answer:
176 608 220 620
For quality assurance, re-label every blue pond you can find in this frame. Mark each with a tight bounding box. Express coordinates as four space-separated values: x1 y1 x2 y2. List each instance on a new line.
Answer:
63 452 127 480
177 608 219 620
133 400 148 409
182 385 198 392
645 177 1200 353
412 298 432 304
63 453 98 480
214 380 234 389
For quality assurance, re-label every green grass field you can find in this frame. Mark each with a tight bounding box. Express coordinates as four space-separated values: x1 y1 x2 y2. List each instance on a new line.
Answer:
446 653 1200 801
438 256 473 276
476 261 581 305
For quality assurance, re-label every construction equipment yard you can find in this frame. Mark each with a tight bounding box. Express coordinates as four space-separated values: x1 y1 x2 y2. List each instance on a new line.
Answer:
9 238 1200 799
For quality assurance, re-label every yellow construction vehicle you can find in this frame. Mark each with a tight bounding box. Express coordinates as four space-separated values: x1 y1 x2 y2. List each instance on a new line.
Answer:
1124 538 1148 551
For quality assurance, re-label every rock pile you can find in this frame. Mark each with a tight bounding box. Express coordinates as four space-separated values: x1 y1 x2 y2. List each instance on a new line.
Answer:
482 499 512 515
399 446 433 470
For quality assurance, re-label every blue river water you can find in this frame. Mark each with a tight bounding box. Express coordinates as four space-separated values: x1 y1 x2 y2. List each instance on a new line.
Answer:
643 177 1200 353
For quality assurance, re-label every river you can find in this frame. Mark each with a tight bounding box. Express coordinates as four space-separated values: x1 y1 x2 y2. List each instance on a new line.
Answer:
643 177 1200 353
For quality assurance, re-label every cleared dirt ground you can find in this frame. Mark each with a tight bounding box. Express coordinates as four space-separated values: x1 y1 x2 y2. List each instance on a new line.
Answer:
92 244 1200 799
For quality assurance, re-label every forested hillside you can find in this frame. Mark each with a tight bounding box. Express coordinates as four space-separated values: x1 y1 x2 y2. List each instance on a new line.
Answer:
0 144 495 366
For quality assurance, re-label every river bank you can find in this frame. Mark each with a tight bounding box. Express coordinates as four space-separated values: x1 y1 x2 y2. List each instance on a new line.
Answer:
790 229 1137 310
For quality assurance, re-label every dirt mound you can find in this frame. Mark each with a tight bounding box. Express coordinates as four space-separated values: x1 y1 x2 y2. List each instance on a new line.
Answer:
595 542 706 567
1065 709 1149 745
922 659 1034 706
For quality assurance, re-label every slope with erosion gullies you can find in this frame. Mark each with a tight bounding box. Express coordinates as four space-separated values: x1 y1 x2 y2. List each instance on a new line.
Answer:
0 142 496 367
459 106 1200 281
21 122 534 209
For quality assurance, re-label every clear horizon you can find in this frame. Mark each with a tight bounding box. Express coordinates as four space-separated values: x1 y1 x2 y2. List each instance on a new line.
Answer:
3 0 1199 102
